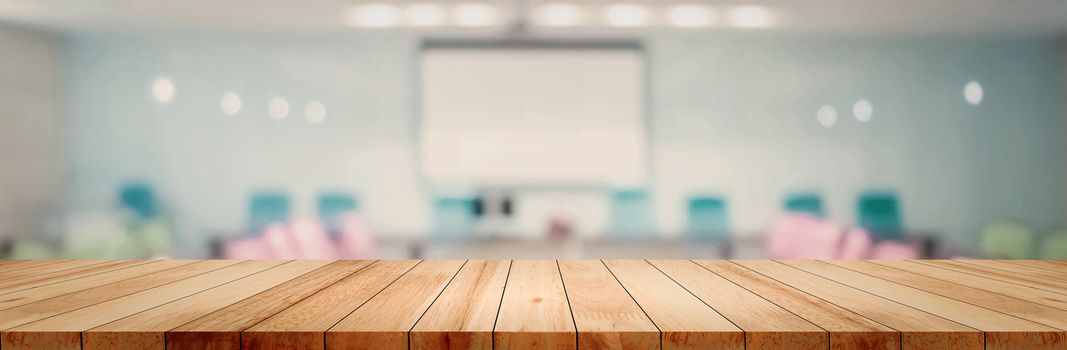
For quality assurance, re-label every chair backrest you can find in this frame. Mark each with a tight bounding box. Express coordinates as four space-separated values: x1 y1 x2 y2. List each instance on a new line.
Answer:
248 191 291 234
784 193 824 218
1040 230 1067 259
687 196 729 241
765 213 843 259
290 219 338 259
857 192 903 241
609 190 656 237
838 228 873 259
318 192 358 233
432 197 477 239
119 183 158 219
979 221 1034 259
339 213 376 258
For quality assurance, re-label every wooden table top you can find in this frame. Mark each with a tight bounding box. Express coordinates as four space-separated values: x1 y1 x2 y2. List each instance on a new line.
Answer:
0 259 1065 350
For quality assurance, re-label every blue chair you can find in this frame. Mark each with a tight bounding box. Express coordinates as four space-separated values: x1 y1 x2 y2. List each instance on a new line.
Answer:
687 196 730 241
318 192 358 233
432 197 477 239
857 192 903 241
609 190 655 237
784 193 823 218
119 183 158 219
248 191 291 234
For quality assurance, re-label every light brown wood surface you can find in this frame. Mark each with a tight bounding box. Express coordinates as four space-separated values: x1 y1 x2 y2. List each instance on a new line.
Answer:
0 259 1065 350
558 260 658 350
410 260 510 350
604 259 743 350
493 260 576 350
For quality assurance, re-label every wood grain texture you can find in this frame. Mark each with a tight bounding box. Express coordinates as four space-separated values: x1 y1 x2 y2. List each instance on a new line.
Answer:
241 260 419 350
918 260 1067 294
789 260 1065 350
494 260 577 350
2 260 281 350
0 260 105 282
558 260 659 350
83 260 332 350
733 260 981 350
963 260 1067 281
876 260 1067 309
603 259 743 350
651 260 825 350
0 260 151 295
410 260 510 350
694 260 898 350
0 260 217 330
167 260 376 350
1003 260 1067 273
327 259 466 350
0 260 68 273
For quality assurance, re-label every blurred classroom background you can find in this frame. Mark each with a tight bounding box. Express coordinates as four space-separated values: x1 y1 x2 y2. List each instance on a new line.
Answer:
2 0 1067 260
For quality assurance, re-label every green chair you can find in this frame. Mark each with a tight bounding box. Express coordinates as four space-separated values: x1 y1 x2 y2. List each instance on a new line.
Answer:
318 192 359 233
687 196 729 241
1039 230 1067 259
979 221 1034 259
248 191 291 234
784 193 823 217
119 183 158 219
432 197 477 239
858 192 903 241
609 189 656 237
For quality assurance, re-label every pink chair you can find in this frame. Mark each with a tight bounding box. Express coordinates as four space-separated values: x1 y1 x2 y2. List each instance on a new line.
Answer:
870 241 919 259
263 225 302 259
290 219 338 259
224 237 273 259
338 213 376 258
838 229 873 259
765 214 844 259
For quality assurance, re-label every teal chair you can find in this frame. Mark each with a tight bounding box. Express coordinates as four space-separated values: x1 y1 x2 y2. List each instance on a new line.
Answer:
248 192 291 234
432 197 477 239
119 183 158 219
609 190 655 237
318 192 358 233
687 196 729 241
857 192 903 241
784 193 823 218
979 221 1034 259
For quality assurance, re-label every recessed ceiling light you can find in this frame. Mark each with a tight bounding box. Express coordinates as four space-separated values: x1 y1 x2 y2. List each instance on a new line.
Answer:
729 6 772 28
150 76 175 104
537 3 584 27
668 4 713 27
405 4 445 26
605 4 649 27
349 4 399 27
268 96 290 120
817 105 837 128
453 3 497 27
220 92 242 116
964 81 983 105
305 101 327 124
853 99 873 122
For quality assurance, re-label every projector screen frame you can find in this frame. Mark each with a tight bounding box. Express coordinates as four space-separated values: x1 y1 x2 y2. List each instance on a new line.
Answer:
413 40 653 191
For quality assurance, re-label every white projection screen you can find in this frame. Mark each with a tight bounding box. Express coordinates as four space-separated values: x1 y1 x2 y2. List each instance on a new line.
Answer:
419 46 647 186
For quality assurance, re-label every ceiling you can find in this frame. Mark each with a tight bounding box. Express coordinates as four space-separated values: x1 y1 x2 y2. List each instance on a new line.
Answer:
2 0 1067 37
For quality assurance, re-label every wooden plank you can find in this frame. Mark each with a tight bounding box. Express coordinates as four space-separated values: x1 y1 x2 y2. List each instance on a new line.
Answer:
962 260 1067 281
0 260 106 282
787 260 1065 350
0 260 203 318
0 260 69 273
603 259 743 350
651 260 825 350
918 260 1067 295
241 260 419 349
410 260 510 350
83 260 332 350
830 260 1067 329
1 260 281 350
558 260 659 350
733 260 981 350
693 260 899 350
327 259 466 350
494 260 577 350
876 260 1067 309
1003 260 1067 274
0 260 153 295
167 260 376 350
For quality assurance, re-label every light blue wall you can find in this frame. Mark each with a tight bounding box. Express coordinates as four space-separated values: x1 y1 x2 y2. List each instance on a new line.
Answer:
61 32 1066 253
